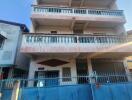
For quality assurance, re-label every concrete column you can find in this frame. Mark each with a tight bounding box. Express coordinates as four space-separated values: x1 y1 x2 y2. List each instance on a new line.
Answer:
8 67 14 78
28 60 36 79
123 59 132 82
28 60 36 87
87 59 93 75
0 68 2 74
30 24 35 33
87 59 95 83
72 59 77 85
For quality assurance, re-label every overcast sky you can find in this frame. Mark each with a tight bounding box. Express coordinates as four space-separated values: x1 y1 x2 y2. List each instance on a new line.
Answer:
0 0 131 31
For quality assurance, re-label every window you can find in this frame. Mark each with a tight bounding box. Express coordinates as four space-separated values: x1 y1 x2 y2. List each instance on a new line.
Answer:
0 36 5 49
73 29 83 34
62 67 71 82
51 31 57 34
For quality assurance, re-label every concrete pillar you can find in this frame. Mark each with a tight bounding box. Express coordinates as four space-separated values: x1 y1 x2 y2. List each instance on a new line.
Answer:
11 80 20 100
8 67 14 78
87 59 95 83
28 60 36 79
72 59 77 85
87 59 93 75
28 60 36 87
0 68 2 74
30 24 35 33
123 59 132 82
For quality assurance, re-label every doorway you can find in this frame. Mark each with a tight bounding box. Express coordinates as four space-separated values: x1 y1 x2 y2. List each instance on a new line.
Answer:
35 71 59 87
76 59 89 84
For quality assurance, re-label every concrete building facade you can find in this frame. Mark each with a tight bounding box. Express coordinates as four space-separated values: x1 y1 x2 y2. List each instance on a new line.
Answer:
21 0 132 86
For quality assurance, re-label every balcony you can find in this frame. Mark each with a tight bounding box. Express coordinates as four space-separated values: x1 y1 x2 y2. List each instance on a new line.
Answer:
36 0 116 8
31 6 125 28
21 33 132 58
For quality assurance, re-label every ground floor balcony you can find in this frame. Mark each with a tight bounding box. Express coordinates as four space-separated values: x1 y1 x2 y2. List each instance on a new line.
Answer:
21 33 132 58
31 5 125 28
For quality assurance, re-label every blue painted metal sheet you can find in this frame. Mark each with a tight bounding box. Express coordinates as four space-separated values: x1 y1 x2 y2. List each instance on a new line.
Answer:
92 83 132 100
2 83 132 100
20 85 92 100
2 89 12 100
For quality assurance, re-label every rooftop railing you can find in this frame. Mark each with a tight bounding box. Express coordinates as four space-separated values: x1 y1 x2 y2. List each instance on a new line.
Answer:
32 5 124 17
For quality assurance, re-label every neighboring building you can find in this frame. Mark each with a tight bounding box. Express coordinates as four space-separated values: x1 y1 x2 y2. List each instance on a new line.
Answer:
21 0 132 86
126 57 132 73
127 30 132 73
0 20 29 79
127 30 132 36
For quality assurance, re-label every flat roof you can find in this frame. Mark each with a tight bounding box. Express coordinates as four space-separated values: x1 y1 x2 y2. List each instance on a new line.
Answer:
0 20 29 32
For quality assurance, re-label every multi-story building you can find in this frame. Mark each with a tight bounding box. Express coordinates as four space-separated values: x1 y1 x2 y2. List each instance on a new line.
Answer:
127 30 132 36
127 30 132 73
0 20 29 79
21 0 132 86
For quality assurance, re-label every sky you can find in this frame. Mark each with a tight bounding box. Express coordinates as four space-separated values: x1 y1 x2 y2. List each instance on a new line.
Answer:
0 0 131 31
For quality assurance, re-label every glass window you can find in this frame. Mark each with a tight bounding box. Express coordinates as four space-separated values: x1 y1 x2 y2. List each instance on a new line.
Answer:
62 67 71 82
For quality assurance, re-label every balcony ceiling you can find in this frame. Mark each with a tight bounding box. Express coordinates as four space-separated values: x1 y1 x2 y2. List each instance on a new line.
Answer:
37 0 115 7
72 0 115 7
34 19 72 27
38 0 69 6
38 59 69 67
33 18 122 28
24 52 132 59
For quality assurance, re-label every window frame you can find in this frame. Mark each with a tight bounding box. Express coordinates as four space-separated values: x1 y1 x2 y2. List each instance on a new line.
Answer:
62 67 72 82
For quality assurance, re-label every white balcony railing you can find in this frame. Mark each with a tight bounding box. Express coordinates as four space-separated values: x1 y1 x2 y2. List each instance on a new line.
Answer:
32 5 124 17
21 34 132 53
24 34 130 44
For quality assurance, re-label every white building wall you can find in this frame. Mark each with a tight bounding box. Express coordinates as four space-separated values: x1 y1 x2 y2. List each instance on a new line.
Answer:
0 23 21 65
0 23 29 70
15 30 30 70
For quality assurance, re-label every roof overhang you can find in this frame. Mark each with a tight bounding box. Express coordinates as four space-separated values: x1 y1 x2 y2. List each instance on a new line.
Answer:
0 30 7 38
0 64 14 68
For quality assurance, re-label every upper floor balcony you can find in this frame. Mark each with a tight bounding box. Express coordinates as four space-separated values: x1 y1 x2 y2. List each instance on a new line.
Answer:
31 6 125 28
35 0 116 8
21 33 132 58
